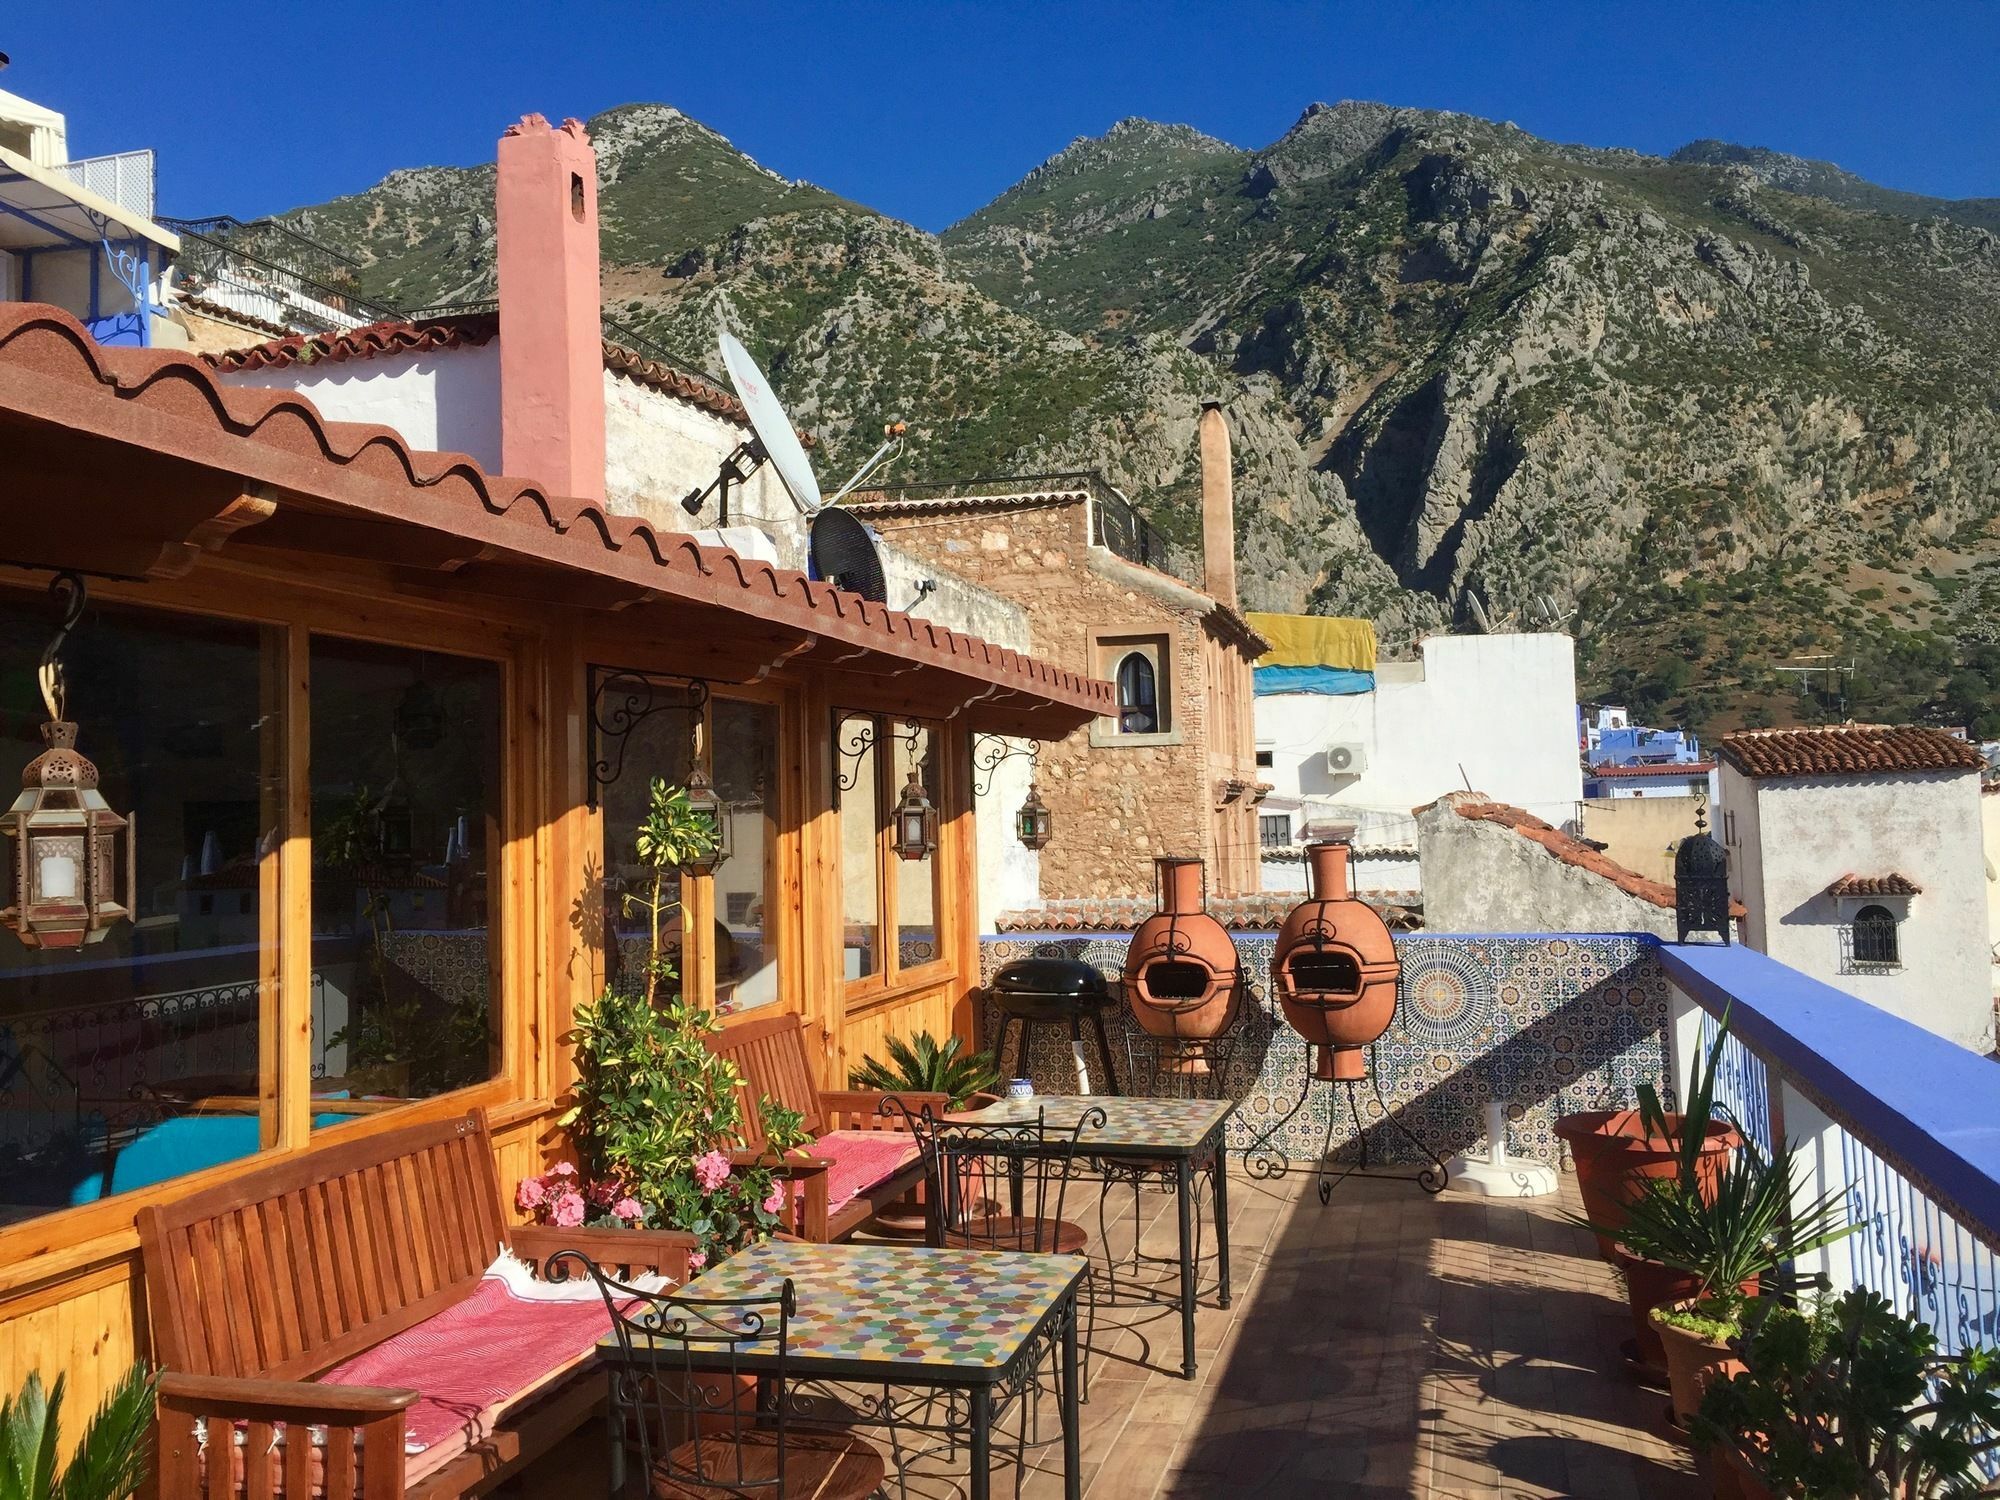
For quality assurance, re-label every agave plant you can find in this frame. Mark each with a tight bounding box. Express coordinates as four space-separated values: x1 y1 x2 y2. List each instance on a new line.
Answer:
849 1031 1000 1109
0 1365 156 1500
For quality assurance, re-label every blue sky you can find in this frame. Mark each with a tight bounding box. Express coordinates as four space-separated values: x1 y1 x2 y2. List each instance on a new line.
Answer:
5 2 1996 231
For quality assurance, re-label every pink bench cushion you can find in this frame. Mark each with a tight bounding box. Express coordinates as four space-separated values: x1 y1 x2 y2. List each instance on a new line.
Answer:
320 1256 628 1483
806 1130 921 1210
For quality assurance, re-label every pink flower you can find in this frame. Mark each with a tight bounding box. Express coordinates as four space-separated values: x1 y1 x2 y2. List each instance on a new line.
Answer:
761 1183 786 1216
515 1175 547 1211
612 1197 645 1223
551 1189 587 1228
548 1161 578 1179
586 1178 616 1208
693 1150 733 1193
687 1251 708 1271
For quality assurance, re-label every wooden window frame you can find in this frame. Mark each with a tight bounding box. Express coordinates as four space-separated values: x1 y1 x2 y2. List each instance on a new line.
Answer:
0 565 533 1261
836 710 952 1007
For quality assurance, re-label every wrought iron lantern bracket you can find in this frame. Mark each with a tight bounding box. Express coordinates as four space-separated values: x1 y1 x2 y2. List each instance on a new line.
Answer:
970 732 1041 798
585 665 711 812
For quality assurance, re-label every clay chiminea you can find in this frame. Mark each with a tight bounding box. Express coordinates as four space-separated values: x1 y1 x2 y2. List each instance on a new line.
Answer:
1122 856 1242 1072
1272 841 1400 1081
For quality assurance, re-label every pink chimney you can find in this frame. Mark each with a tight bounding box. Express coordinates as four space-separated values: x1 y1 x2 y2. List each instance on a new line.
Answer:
495 115 605 502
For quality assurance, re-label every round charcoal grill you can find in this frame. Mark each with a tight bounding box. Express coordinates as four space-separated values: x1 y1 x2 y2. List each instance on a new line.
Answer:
987 956 1121 1095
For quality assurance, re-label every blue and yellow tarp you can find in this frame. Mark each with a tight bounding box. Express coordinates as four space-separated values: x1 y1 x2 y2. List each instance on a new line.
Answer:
1245 613 1377 696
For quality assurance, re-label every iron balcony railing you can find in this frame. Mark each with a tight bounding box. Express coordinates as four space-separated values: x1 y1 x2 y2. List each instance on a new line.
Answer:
160 215 398 335
50 148 156 221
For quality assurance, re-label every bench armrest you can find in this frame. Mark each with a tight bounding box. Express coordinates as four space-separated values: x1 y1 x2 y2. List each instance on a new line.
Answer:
510 1223 701 1284
820 1089 948 1130
155 1373 413 1500
728 1147 830 1176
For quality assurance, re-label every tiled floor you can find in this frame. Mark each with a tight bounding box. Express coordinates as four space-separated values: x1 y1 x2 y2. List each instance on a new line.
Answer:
1001 1167 1703 1500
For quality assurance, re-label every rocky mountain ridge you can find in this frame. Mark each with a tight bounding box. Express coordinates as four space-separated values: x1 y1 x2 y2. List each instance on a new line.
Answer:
273 100 2000 735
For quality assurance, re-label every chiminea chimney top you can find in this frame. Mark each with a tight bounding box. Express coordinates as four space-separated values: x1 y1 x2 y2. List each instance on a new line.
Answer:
496 113 605 502
1198 401 1236 609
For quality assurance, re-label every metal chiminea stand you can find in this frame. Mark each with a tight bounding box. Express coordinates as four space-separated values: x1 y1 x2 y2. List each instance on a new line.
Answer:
1241 841 1448 1202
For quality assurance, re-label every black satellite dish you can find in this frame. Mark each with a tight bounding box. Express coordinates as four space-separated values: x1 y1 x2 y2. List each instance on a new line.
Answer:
810 509 888 603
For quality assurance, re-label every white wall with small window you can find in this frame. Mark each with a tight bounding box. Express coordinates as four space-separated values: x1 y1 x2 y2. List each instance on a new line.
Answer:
1719 762 1992 1052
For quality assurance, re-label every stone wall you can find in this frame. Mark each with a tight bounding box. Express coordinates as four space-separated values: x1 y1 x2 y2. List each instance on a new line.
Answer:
868 499 1258 900
975 931 1671 1169
1418 800 1682 939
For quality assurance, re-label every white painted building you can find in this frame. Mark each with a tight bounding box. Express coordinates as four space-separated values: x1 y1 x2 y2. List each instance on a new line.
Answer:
1255 633 1585 892
1717 725 1993 1053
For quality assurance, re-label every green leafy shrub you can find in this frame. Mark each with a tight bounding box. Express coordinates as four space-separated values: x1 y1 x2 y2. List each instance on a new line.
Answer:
849 1031 1000 1108
1 1365 156 1500
1696 1288 2000 1497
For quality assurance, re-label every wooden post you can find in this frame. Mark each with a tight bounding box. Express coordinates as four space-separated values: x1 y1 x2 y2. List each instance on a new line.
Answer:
275 624 312 1151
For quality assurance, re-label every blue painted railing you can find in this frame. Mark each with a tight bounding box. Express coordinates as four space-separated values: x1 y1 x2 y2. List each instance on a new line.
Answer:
1661 944 2000 1366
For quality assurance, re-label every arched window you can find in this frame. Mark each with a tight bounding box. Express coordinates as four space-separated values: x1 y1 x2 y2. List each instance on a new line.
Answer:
1850 904 1900 967
1116 652 1157 734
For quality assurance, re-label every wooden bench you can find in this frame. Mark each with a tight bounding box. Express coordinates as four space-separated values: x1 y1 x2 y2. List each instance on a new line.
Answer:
138 1107 697 1500
708 1012 943 1243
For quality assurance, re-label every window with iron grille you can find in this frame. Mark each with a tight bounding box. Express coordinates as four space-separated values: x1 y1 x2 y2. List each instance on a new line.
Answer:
1840 904 1902 973
1259 813 1292 850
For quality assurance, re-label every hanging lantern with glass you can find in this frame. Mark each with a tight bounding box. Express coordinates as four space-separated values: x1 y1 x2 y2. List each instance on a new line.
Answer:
1015 783 1053 850
893 767 937 861
1 574 134 950
679 764 730 875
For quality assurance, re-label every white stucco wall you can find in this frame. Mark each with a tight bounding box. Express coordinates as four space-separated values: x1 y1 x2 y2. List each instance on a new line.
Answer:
1257 633 1585 848
1415 801 1677 937
218 343 504 471
1723 764 1993 1052
1985 789 2000 1006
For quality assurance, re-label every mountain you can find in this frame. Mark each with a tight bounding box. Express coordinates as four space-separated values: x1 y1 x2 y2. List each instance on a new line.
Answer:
272 100 2000 737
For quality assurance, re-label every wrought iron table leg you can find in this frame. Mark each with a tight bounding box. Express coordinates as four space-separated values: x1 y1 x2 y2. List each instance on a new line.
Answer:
970 1385 992 1500
1061 1299 1081 1500
1175 1155 1197 1379
1211 1143 1232 1308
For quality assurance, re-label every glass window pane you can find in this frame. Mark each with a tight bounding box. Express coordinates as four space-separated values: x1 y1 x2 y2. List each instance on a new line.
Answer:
837 715 880 982
713 698 780 1016
309 639 501 1111
0 594 276 1223
894 723 939 971
596 683 696 1001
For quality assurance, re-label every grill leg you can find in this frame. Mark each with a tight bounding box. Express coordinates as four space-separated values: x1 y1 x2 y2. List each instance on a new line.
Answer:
1067 1013 1091 1092
1088 1010 1121 1095
1016 1018 1038 1086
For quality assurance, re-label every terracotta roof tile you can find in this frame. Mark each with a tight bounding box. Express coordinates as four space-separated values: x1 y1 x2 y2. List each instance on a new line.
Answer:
845 492 1089 516
1587 761 1716 778
202 314 752 425
994 891 1423 934
1427 792 1746 917
1825 873 1923 898
0 303 1112 729
1716 725 1984 779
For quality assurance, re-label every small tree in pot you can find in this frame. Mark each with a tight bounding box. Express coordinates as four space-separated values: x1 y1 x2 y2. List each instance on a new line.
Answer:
1696 1288 2000 1498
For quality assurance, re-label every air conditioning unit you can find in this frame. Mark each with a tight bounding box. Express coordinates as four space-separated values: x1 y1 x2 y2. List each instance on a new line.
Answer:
1325 743 1369 776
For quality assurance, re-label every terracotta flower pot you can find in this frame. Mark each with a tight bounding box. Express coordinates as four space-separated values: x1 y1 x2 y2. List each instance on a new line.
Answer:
1649 1303 1746 1432
1616 1254 1757 1370
1556 1109 1740 1260
1700 1444 1775 1500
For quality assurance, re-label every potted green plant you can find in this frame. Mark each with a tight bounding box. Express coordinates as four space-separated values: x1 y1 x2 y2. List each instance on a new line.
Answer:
849 1031 1001 1110
1607 1127 1853 1427
1 1365 156 1500
534 778 809 1268
1695 1287 2000 1499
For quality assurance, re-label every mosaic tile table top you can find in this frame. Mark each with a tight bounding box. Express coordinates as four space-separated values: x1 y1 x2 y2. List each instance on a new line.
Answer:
950 1095 1233 1154
977 933 1671 1171
608 1242 1081 1379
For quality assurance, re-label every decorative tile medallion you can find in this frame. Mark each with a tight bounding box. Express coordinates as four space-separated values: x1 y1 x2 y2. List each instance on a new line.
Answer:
977 933 1670 1170
665 1241 1077 1372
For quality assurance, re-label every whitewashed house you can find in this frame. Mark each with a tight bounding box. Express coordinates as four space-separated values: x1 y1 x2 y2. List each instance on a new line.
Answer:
1717 725 1993 1052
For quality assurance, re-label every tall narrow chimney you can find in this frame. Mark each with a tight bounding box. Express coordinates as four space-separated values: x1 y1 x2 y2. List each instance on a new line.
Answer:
496 114 605 502
1199 400 1236 609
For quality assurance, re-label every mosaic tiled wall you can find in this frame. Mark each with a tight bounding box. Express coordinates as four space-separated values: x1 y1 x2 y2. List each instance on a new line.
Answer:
976 933 1671 1168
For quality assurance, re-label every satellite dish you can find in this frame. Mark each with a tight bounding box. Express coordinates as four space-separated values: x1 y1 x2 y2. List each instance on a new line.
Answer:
719 331 821 516
810 509 888 604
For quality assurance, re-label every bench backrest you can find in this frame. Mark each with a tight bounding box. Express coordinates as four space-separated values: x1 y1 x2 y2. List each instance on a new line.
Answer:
705 1012 826 1151
137 1109 509 1382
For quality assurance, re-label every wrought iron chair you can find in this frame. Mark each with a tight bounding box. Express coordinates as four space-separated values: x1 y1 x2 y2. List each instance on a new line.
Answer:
556 1252 886 1500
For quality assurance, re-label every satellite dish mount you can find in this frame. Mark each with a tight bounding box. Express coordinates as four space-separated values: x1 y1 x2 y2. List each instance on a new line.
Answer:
680 436 769 525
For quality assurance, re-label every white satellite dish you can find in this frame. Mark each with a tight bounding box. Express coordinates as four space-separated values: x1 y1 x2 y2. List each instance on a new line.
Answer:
719 331 822 516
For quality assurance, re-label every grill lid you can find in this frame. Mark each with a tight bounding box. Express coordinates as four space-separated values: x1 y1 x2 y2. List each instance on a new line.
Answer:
990 957 1112 1000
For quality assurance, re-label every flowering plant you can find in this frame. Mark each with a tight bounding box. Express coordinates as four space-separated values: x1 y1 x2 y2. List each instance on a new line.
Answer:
528 778 812 1265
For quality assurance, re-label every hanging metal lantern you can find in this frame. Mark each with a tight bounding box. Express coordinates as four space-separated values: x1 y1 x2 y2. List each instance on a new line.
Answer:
1 575 134 950
1015 783 1053 850
394 675 445 750
679 765 730 875
893 769 937 861
1674 807 1731 944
